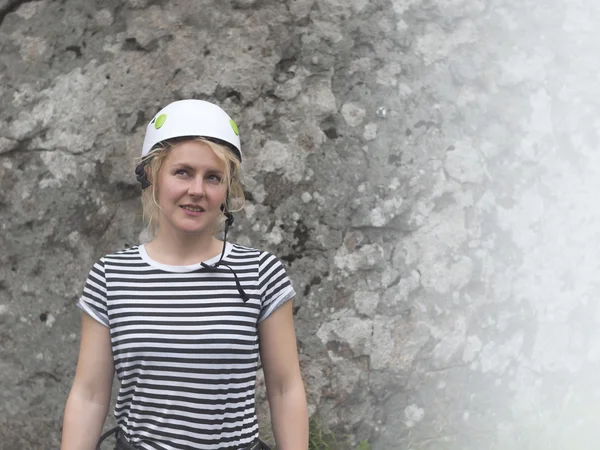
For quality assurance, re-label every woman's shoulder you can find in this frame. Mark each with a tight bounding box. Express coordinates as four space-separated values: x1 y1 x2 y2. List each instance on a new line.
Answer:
228 242 289 268
228 242 279 259
227 243 263 263
82 246 143 278
93 245 143 264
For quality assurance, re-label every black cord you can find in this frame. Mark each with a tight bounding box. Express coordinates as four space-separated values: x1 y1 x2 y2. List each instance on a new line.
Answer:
201 261 250 302
200 215 249 302
217 212 233 265
96 426 119 449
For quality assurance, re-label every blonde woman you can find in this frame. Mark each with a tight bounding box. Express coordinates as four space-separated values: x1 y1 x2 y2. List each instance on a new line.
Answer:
61 100 309 450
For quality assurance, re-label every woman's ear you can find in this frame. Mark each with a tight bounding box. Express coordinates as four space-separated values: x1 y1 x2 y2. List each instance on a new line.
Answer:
145 165 153 184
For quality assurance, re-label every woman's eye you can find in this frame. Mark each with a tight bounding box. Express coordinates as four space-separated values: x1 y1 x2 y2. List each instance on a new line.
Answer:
175 169 188 176
207 174 222 182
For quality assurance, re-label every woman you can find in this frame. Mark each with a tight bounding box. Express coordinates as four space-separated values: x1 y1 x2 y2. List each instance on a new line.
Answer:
61 100 309 450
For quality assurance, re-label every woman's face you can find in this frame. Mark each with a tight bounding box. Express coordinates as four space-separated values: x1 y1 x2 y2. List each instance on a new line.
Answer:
155 140 228 237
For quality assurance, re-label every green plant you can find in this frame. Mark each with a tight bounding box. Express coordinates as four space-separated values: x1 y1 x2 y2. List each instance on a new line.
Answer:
356 440 371 450
308 417 338 450
275 417 369 450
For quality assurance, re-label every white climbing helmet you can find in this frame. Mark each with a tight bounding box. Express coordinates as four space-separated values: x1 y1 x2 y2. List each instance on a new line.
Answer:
141 99 242 161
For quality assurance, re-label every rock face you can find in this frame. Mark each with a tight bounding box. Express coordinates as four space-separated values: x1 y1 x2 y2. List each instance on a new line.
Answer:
1 0 599 449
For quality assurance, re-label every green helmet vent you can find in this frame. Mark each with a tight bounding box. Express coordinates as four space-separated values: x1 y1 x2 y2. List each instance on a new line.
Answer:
155 114 167 130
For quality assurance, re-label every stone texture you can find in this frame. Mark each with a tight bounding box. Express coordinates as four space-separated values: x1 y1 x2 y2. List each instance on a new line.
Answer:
1 0 600 449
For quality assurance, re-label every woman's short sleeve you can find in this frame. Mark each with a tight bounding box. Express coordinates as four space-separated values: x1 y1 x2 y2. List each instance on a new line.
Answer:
76 258 109 327
258 252 296 322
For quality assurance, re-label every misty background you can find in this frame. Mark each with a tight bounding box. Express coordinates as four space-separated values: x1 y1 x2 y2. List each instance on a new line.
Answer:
1 0 599 448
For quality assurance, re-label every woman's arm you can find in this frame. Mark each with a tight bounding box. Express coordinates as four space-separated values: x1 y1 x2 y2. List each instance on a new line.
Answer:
61 313 115 450
258 300 308 450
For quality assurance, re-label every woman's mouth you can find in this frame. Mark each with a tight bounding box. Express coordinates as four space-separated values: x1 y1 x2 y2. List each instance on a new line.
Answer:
181 205 205 215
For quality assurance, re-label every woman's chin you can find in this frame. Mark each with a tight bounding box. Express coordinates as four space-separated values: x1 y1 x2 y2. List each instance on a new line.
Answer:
176 221 217 236
158 216 219 237
177 226 211 236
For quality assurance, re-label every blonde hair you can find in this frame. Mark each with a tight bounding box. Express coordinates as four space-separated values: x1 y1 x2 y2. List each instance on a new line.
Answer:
138 137 245 237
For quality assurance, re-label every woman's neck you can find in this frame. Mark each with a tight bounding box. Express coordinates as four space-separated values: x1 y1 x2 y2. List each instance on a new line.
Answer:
145 229 225 266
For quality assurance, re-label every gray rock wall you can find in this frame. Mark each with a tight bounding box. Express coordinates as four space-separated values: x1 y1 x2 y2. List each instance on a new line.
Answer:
1 0 599 448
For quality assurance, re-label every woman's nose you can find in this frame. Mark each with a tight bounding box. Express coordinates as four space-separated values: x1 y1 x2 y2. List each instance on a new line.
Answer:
188 177 205 197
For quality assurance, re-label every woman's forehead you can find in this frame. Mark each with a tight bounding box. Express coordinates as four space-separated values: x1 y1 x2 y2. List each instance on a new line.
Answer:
166 140 226 169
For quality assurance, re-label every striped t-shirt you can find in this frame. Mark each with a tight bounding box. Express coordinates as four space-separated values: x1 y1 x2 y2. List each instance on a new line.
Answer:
77 242 295 450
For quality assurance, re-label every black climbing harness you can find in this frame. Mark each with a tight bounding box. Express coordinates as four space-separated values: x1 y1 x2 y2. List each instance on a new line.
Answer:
97 426 271 450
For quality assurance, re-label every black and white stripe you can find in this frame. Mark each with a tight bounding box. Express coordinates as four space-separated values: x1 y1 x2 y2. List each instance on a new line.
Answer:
77 243 295 450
